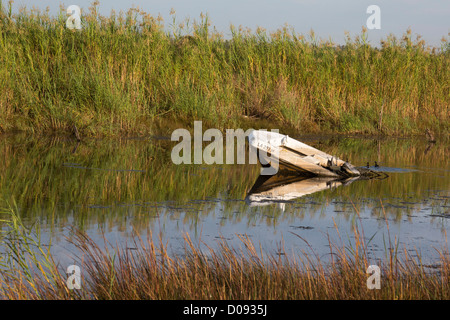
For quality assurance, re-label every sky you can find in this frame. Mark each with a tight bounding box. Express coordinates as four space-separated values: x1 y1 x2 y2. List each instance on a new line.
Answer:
7 0 450 47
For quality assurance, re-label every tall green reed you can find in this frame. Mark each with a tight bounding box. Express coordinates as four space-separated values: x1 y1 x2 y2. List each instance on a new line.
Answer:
0 1 448 136
0 201 76 299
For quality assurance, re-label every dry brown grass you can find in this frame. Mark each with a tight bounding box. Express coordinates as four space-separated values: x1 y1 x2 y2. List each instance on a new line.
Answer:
1 205 449 300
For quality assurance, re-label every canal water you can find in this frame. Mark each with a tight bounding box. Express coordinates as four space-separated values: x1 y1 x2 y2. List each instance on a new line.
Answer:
0 132 448 268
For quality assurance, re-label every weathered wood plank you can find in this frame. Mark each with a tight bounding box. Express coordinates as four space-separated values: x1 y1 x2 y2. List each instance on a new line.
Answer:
248 130 360 177
278 149 339 177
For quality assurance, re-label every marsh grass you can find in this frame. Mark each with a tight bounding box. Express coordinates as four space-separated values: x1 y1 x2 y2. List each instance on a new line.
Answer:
0 202 78 299
1 203 449 300
0 1 448 136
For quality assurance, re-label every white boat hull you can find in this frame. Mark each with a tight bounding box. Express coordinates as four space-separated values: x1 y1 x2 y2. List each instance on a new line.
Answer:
248 130 360 177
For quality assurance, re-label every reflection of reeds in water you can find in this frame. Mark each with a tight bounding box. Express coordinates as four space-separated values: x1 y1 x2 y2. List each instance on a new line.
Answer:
0 135 448 232
1 204 449 299
0 134 260 231
0 2 448 136
314 136 450 220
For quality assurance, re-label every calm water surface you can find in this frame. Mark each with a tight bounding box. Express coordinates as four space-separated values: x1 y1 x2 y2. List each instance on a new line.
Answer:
0 132 448 267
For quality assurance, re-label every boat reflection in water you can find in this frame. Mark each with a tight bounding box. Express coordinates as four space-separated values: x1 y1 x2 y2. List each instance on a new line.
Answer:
245 172 359 211
245 130 388 210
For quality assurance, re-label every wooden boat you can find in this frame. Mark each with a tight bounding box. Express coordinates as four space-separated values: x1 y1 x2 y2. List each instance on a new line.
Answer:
248 130 360 177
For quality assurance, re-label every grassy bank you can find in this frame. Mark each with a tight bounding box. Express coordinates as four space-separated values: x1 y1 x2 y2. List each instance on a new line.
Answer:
0 1 449 137
1 204 449 300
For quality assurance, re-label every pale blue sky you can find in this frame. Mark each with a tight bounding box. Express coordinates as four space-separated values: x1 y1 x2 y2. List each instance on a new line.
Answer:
8 0 450 46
